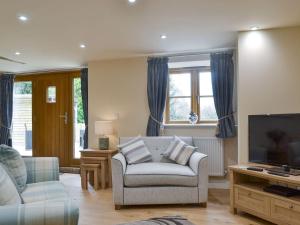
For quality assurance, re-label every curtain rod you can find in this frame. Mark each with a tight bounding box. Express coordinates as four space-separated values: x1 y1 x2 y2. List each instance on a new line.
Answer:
149 47 236 58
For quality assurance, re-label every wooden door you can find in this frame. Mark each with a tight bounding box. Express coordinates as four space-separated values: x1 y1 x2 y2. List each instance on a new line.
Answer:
22 72 80 167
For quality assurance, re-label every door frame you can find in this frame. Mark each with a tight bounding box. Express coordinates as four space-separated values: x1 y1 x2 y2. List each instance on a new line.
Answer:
15 71 81 167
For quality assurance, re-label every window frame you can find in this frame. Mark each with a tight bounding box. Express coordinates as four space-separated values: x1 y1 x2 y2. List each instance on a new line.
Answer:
165 66 217 125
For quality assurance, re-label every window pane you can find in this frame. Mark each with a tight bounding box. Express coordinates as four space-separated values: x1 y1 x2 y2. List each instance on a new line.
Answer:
73 78 84 158
200 97 218 121
199 72 213 96
169 98 191 121
47 86 56 103
169 73 191 97
12 82 32 156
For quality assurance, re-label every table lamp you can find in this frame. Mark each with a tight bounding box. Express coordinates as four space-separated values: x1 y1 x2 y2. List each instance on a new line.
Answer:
95 121 113 150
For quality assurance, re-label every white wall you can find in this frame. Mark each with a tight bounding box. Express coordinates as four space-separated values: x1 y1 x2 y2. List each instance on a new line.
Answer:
238 26 300 163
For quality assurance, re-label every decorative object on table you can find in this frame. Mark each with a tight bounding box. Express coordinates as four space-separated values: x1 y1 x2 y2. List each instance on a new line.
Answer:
95 121 113 150
117 216 195 225
188 112 198 125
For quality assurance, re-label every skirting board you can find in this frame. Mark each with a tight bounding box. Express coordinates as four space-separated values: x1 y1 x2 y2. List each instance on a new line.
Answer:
208 180 229 189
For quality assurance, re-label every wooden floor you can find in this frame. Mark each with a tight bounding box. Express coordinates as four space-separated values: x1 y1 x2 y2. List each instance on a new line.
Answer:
60 174 274 225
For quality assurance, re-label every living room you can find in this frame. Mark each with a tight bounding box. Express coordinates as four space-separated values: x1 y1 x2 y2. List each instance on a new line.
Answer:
1 1 300 225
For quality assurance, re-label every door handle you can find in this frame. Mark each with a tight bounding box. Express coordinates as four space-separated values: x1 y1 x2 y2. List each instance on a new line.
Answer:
59 112 68 125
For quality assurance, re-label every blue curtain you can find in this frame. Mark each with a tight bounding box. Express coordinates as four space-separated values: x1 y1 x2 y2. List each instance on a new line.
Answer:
146 57 169 136
80 68 88 148
210 52 236 138
0 73 15 146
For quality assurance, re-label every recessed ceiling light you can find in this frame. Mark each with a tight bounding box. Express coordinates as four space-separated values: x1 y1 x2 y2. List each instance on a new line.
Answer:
128 0 136 3
18 15 28 22
250 26 260 31
80 44 86 48
160 34 167 39
15 52 21 55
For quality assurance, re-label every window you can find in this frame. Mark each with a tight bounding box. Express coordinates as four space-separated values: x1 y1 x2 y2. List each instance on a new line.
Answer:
12 81 33 156
166 68 217 124
46 86 56 103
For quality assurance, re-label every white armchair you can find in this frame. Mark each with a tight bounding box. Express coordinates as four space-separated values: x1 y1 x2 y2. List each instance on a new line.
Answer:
111 137 208 209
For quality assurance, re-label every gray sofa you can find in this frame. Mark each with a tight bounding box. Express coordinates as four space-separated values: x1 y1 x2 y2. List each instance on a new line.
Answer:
112 136 208 209
0 157 79 225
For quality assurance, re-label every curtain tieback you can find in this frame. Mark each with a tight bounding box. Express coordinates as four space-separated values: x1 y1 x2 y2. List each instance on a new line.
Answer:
150 115 164 130
0 124 11 130
218 112 236 121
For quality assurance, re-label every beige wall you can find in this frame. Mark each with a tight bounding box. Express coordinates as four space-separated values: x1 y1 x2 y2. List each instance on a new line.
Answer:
88 56 238 171
88 57 149 149
238 26 300 163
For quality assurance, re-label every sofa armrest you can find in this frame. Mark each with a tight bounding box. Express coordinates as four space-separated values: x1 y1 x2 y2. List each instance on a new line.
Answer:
23 157 59 184
111 153 127 206
0 199 79 225
188 152 208 203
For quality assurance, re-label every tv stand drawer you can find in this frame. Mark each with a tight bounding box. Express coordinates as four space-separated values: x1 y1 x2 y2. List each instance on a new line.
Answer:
271 199 300 225
234 186 270 216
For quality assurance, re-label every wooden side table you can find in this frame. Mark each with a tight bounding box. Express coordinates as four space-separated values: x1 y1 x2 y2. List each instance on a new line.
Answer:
80 149 118 188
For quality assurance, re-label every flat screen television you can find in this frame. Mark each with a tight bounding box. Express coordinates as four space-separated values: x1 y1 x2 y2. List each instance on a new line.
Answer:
249 114 300 169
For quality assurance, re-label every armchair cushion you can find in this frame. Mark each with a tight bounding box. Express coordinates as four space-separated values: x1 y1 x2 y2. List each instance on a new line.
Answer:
0 199 79 225
0 164 22 205
0 145 27 192
118 136 152 164
21 181 68 203
124 162 197 187
163 136 196 166
24 157 59 184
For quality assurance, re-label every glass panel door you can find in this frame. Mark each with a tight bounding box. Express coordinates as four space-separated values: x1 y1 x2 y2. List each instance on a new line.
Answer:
73 78 84 158
12 81 32 156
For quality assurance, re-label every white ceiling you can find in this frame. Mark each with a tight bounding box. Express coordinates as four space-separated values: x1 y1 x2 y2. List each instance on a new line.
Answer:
1 0 300 73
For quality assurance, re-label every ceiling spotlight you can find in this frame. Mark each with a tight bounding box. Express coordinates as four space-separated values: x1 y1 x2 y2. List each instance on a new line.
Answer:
250 26 259 31
128 0 136 3
15 52 21 55
80 44 86 48
160 34 167 39
18 15 28 21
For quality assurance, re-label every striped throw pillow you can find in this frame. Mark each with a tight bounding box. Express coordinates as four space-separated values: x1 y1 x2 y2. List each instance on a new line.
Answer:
0 145 27 192
118 136 152 164
163 136 196 165
0 164 22 205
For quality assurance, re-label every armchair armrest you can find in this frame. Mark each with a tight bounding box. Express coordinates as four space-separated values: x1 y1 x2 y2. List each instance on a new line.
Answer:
188 152 208 203
23 157 59 184
111 153 127 206
0 199 79 225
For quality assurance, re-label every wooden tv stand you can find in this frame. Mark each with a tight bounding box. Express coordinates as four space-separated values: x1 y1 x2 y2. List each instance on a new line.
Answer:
229 164 300 225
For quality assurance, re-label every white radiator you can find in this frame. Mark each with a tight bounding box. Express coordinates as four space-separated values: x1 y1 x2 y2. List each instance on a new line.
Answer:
193 137 224 176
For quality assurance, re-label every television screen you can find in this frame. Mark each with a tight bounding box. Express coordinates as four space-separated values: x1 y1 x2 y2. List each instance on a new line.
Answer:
249 114 300 169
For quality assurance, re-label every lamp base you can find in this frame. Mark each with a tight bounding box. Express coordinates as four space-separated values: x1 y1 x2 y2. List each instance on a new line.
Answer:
98 137 109 150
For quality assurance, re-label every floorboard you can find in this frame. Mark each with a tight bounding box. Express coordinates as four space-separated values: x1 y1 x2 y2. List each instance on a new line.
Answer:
61 174 274 225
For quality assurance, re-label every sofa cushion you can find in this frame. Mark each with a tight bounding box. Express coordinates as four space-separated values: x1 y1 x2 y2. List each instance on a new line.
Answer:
120 136 193 162
124 162 197 187
0 164 22 205
118 136 152 164
163 136 196 165
0 145 27 192
21 181 69 203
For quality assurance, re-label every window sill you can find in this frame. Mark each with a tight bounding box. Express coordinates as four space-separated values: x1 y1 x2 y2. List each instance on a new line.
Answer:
163 123 217 128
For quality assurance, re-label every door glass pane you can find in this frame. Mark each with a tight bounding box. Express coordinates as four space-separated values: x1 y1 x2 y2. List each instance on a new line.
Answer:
12 81 32 156
169 98 191 121
199 72 213 96
169 73 191 97
199 97 218 121
47 86 56 103
73 78 84 158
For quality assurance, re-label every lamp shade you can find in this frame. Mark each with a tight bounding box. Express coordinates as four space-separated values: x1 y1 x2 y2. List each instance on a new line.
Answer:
95 121 113 136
